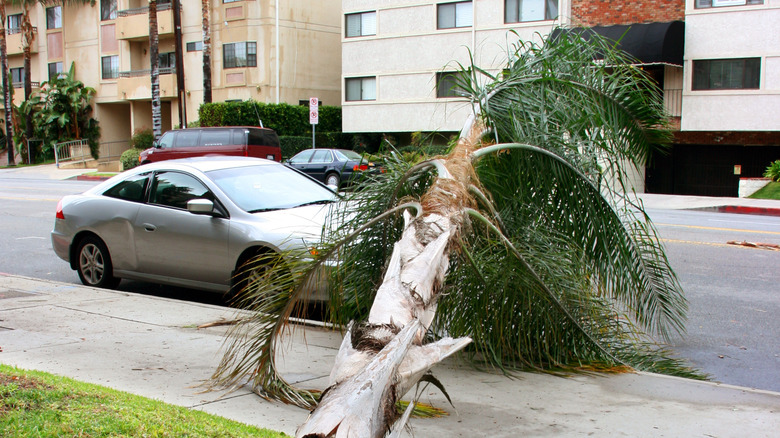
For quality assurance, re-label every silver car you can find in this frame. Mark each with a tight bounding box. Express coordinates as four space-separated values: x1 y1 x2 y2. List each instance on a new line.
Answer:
52 157 339 297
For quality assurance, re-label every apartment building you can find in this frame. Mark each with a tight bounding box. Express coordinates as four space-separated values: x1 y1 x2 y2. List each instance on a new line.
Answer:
341 0 780 196
649 0 780 196
5 0 341 161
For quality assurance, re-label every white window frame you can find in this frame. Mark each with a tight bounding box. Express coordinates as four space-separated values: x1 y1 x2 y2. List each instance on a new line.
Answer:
346 11 377 38
437 1 473 29
345 77 376 101
504 0 558 24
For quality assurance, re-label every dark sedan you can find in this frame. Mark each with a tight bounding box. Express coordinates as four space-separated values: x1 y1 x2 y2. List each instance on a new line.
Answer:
285 148 380 188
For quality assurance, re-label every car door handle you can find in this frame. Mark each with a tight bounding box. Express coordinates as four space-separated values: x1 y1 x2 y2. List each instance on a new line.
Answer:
143 223 157 232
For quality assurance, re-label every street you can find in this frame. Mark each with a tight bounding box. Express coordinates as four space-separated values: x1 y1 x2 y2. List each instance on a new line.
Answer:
1 171 778 392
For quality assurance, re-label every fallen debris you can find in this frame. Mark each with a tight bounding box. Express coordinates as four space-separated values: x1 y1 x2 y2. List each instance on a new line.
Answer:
726 241 780 251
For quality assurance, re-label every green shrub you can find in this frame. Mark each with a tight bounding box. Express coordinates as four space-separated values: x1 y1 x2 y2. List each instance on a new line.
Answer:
120 148 142 170
130 129 155 150
198 101 341 137
764 159 780 182
279 136 313 160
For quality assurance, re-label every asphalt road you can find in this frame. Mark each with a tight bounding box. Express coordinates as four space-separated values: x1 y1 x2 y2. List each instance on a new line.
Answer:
1 172 778 392
647 209 780 392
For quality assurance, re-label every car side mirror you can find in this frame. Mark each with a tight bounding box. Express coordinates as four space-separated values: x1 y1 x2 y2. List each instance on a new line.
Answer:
154 141 162 149
187 199 223 217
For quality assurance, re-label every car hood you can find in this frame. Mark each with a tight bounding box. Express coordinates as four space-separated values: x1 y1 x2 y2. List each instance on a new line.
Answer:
252 203 341 242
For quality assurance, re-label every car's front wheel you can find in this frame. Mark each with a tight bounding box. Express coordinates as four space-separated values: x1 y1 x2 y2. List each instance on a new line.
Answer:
76 236 120 289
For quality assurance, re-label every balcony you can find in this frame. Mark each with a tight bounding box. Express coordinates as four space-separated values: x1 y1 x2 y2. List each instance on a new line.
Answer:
117 68 177 100
116 4 173 41
5 27 38 56
11 82 41 105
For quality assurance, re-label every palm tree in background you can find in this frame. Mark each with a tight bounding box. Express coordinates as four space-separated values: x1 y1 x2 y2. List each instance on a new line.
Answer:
201 0 211 103
148 0 160 140
212 30 694 437
0 0 15 165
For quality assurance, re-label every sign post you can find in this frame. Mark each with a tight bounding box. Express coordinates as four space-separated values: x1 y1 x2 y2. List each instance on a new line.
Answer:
309 97 319 149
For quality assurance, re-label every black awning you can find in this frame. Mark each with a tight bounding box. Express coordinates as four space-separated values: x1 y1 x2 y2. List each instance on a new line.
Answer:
551 21 685 66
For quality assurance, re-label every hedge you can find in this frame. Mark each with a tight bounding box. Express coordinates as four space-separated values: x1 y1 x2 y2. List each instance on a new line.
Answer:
199 101 342 136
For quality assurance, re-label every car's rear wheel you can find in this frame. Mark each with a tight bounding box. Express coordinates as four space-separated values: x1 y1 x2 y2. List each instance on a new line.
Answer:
76 236 120 289
325 172 340 188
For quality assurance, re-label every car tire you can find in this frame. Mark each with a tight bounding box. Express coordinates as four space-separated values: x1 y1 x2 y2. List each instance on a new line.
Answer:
230 251 284 303
325 172 340 188
76 236 120 289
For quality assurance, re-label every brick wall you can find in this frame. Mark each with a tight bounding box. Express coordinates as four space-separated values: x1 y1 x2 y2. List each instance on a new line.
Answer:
571 0 685 26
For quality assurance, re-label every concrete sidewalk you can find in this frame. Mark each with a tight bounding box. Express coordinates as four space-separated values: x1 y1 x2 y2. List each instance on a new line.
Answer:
1 274 778 437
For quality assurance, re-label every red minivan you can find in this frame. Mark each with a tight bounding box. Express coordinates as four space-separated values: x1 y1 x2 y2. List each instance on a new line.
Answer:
139 127 281 164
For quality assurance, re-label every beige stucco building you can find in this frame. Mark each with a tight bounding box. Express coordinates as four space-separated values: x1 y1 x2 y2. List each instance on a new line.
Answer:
5 0 341 161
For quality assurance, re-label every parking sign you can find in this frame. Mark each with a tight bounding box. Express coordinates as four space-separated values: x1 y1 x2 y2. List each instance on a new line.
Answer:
309 97 319 125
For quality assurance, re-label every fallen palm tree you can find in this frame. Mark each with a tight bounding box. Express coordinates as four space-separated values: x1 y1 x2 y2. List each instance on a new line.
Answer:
211 29 696 437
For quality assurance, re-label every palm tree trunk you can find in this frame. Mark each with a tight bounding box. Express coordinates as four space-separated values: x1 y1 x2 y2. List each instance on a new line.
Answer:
149 0 161 140
295 126 482 438
201 0 211 104
0 2 15 166
22 5 34 163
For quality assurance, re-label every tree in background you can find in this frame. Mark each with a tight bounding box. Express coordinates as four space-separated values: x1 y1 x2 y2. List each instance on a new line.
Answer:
25 62 99 159
148 0 161 141
0 0 16 165
201 0 211 103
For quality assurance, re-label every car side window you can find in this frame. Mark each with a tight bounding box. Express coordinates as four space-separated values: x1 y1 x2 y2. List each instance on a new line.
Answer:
199 129 230 146
150 171 212 210
289 149 314 164
158 132 174 149
103 173 150 202
310 150 331 163
176 131 200 148
232 129 247 145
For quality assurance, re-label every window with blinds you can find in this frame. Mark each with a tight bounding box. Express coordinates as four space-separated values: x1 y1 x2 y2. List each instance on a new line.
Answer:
346 11 377 38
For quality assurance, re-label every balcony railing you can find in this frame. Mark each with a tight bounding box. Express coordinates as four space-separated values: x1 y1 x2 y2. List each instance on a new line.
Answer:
118 67 176 78
118 2 172 17
12 81 41 89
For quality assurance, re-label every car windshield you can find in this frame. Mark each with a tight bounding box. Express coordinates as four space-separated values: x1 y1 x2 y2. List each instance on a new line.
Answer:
336 150 363 161
207 164 338 213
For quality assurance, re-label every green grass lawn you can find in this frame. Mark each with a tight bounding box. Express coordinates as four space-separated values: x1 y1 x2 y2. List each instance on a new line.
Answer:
748 181 780 200
0 364 289 438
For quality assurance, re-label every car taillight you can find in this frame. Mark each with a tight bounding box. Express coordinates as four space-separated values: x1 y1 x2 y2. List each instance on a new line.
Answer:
353 164 369 171
55 200 65 220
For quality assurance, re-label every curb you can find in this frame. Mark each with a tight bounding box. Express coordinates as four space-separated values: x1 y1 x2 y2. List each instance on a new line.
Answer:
691 205 780 217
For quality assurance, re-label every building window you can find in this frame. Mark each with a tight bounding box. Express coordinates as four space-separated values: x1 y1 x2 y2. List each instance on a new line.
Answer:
695 0 762 8
223 42 257 68
159 52 175 69
692 58 760 90
10 67 24 86
48 62 63 81
101 55 119 79
223 0 243 3
101 0 117 21
186 41 203 52
345 11 377 37
345 77 376 101
438 1 472 29
505 0 558 23
436 72 467 98
7 14 22 34
46 6 62 29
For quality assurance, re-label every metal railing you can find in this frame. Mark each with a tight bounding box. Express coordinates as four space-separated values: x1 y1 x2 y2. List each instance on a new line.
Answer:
54 139 91 168
98 140 131 163
117 2 172 17
12 81 41 89
118 67 176 78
